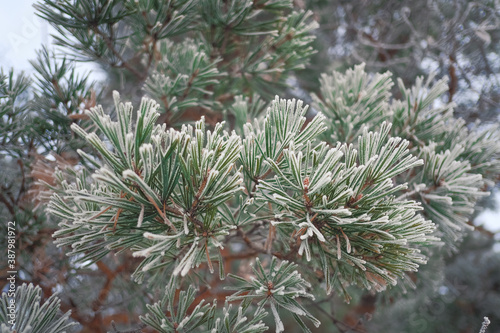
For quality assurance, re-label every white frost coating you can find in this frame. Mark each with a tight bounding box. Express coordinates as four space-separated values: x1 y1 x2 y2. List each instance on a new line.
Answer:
479 317 491 333
137 204 145 228
298 214 326 243
270 302 284 333
298 238 311 261
183 214 189 234
142 232 181 240
173 238 200 276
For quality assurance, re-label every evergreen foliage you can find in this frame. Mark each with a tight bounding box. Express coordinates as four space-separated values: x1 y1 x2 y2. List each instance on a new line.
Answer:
1 0 500 332
0 284 76 333
368 232 500 332
45 81 494 330
35 0 318 120
313 64 500 247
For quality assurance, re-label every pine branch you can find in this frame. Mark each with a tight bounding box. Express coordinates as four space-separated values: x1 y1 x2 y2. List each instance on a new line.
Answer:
5 1 500 332
0 284 77 333
91 26 147 81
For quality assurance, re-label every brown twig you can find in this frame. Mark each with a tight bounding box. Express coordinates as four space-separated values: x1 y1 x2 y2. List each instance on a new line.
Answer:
306 298 365 333
92 27 147 81
0 192 15 215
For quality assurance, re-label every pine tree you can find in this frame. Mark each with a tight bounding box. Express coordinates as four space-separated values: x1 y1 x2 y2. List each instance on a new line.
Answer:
1 1 499 332
0 284 76 333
